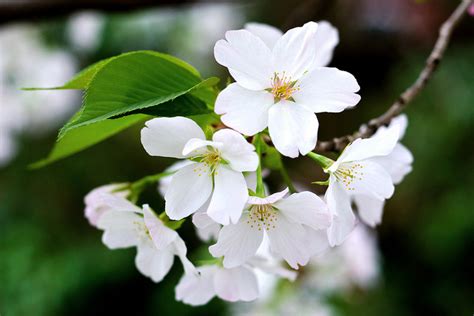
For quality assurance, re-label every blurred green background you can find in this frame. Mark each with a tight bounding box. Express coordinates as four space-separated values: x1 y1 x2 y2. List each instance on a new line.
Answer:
0 0 473 315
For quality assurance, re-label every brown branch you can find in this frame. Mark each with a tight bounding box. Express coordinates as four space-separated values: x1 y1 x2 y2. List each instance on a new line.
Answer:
315 0 473 153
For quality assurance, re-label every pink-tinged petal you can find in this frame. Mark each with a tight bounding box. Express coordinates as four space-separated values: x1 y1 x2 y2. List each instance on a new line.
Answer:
101 193 142 213
209 216 264 268
84 184 128 227
325 181 356 247
245 22 283 49
248 188 289 205
215 83 274 136
175 266 217 306
214 30 273 90
214 266 259 302
165 163 213 220
272 21 319 80
135 241 174 283
141 117 205 159
212 128 259 172
293 67 360 114
268 101 319 158
354 194 385 227
274 191 331 230
207 165 248 225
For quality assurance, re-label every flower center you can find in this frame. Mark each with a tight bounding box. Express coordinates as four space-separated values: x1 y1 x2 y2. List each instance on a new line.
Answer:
246 204 278 231
333 163 365 191
268 72 299 102
192 148 222 175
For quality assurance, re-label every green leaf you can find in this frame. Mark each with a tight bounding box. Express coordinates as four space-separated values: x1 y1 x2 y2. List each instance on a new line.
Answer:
30 114 148 169
60 52 216 137
30 51 218 168
262 145 283 170
23 50 201 90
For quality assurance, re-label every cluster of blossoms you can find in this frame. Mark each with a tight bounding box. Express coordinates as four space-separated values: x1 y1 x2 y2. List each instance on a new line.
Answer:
84 21 412 305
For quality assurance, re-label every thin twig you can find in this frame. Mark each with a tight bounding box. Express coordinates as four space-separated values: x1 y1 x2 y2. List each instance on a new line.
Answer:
315 0 473 153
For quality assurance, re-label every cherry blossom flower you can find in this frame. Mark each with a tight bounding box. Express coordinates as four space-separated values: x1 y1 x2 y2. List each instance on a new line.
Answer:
209 188 331 269
324 122 401 246
141 116 258 225
214 21 360 157
97 203 195 282
354 115 413 227
157 163 267 242
175 252 296 306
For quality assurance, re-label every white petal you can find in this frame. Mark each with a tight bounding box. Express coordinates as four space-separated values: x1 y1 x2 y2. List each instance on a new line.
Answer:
272 21 319 80
371 143 413 185
175 266 216 306
209 216 264 268
304 226 330 256
192 210 216 229
325 181 356 246
207 165 248 225
248 188 289 205
143 205 178 249
171 236 197 276
215 83 274 136
182 138 223 157
141 117 205 159
249 256 298 281
245 22 283 49
97 210 141 249
212 128 259 172
274 191 331 230
268 101 319 158
101 229 140 249
354 194 385 227
336 123 400 164
310 21 339 68
165 163 213 220
135 242 174 283
390 114 408 139
266 214 310 269
214 266 259 302
338 160 395 200
158 160 194 197
293 67 360 113
214 30 273 90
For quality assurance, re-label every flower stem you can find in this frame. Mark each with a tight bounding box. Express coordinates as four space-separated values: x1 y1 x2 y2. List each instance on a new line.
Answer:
128 170 175 203
279 158 297 193
306 152 334 170
254 134 265 197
